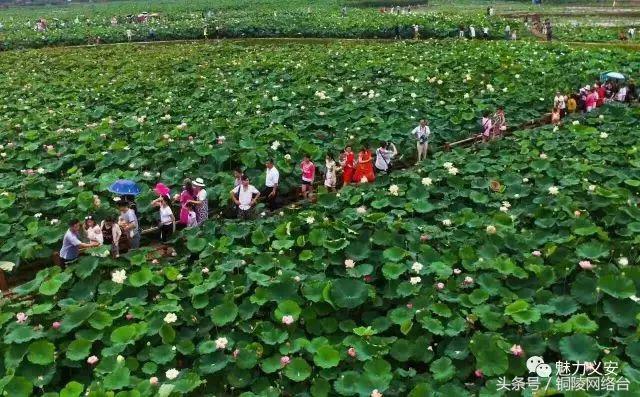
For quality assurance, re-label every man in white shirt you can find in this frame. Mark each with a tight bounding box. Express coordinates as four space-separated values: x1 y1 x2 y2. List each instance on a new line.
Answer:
553 91 567 117
261 159 279 210
230 175 261 220
411 119 431 164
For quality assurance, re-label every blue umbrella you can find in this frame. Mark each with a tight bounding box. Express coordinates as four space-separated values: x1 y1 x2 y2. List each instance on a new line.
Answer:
108 179 142 196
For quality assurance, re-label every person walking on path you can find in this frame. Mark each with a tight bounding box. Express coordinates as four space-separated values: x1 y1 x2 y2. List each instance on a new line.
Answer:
375 142 398 174
262 159 279 210
60 219 99 265
190 178 208 225
152 195 175 242
411 119 431 164
118 201 140 249
504 25 511 40
341 146 355 187
300 154 316 198
101 217 123 258
231 175 260 220
554 92 567 118
177 179 195 226
353 145 375 184
324 153 339 192
481 111 494 141
84 215 103 245
492 106 507 137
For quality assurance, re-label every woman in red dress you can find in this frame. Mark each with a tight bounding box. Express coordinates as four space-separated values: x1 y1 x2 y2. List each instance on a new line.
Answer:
353 145 375 184
340 146 355 186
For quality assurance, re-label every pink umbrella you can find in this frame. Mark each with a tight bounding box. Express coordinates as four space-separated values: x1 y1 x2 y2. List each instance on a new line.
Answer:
154 183 170 197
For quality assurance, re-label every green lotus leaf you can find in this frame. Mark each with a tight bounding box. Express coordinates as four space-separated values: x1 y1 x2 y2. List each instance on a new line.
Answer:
27 340 55 365
283 358 311 382
558 334 600 362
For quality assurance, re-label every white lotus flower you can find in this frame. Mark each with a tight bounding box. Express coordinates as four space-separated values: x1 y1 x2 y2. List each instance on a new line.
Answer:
50 219 60 225
37 167 45 174
410 93 417 98
356 206 367 214
599 115 604 119
599 132 608 139
502 201 511 208
161 114 171 121
305 216 315 224
522 178 529 183
116 355 125 363
515 74 520 79
443 162 453 169
111 269 127 284
164 313 177 324
0 262 15 272
77 181 85 187
447 167 459 175
165 368 179 380
548 186 559 195
272 96 279 101
411 262 423 273
437 80 443 85
176 122 187 130
486 225 497 234
588 185 596 192
572 120 580 125
56 184 64 190
215 337 228 350
421 177 432 186
388 185 399 196
409 276 422 285
618 257 629 266
271 141 280 150
499 206 509 212
284 154 291 161
539 153 548 159
442 219 452 227
34 213 42 218
344 259 355 269
463 93 470 99
553 126 559 132
337 87 344 93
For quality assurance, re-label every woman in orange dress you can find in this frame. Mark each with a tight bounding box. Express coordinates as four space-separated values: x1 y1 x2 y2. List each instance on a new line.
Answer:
341 146 355 186
353 145 375 184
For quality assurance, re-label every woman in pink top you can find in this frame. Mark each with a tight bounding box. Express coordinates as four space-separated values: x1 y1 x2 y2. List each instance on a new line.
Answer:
177 179 195 226
300 154 316 198
586 88 598 112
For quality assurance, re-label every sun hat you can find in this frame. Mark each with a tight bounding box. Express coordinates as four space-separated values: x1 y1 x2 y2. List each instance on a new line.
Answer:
154 182 170 197
193 178 206 187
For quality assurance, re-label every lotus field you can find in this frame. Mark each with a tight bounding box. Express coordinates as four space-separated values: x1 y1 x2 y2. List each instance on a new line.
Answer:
2 2 640 395
0 0 516 50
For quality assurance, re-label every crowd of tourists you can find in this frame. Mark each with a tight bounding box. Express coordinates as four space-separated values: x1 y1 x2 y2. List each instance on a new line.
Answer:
550 79 637 124
56 120 440 262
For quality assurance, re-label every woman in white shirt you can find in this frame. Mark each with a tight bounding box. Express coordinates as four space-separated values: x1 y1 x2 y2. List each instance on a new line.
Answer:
152 195 175 242
324 153 340 192
375 142 398 174
84 216 103 244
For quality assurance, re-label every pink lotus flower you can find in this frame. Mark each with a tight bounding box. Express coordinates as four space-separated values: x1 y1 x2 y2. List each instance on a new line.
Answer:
363 275 372 283
371 390 383 397
233 349 240 359
16 312 28 324
149 377 159 386
126 313 134 320
87 355 99 365
348 347 357 357
52 321 61 330
463 276 474 285
280 356 291 366
282 315 294 325
420 234 431 242
532 250 542 257
453 268 461 275
474 369 484 378
510 344 524 357
436 282 445 290
579 260 594 270
406 303 413 309
574 210 581 217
